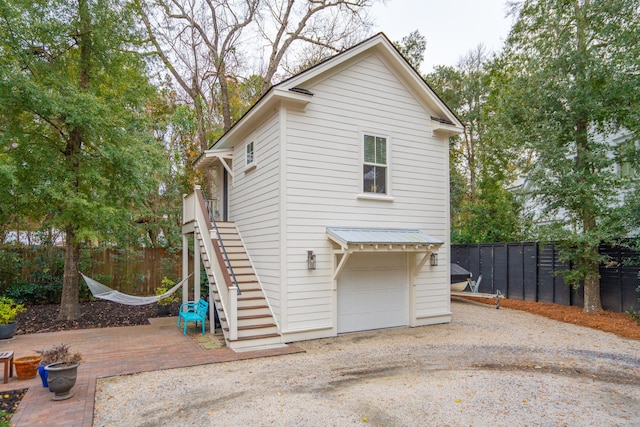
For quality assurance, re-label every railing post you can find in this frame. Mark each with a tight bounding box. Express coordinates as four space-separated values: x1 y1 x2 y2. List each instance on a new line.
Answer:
229 286 238 341
182 234 189 307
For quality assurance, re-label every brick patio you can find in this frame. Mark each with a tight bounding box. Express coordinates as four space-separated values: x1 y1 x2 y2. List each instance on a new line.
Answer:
0 318 302 426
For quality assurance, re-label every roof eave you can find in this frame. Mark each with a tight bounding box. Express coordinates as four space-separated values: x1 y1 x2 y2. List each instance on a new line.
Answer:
212 88 313 150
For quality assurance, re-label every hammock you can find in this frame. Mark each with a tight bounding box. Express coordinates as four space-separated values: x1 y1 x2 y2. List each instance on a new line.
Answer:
80 273 192 306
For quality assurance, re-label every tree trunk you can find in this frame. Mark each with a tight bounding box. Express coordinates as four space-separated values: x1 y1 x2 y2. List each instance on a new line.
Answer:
58 0 90 321
57 226 81 320
583 274 602 313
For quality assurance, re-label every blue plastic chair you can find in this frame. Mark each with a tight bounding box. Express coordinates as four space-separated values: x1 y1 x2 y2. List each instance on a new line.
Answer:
177 299 209 335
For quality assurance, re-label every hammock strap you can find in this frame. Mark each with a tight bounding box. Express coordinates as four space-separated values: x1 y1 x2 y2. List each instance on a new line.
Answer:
80 273 193 306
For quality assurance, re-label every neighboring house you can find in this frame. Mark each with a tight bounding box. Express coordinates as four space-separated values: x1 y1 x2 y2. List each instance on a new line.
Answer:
181 33 463 350
511 129 638 228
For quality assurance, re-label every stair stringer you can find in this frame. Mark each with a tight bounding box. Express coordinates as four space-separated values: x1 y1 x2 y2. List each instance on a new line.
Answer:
193 217 283 350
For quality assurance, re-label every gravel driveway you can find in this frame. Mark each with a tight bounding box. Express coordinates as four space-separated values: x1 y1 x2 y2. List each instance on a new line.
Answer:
93 299 640 426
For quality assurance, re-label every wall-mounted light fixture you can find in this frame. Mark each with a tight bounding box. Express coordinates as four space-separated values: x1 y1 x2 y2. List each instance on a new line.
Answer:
430 253 438 266
307 250 316 270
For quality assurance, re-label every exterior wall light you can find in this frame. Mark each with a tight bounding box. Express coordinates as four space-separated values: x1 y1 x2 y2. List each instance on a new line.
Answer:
430 253 438 266
307 250 316 270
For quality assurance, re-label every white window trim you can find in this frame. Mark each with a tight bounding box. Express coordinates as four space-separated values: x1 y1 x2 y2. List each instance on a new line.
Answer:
359 131 392 198
245 140 256 172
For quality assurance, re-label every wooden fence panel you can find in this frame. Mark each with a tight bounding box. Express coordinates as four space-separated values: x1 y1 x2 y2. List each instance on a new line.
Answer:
2 247 186 296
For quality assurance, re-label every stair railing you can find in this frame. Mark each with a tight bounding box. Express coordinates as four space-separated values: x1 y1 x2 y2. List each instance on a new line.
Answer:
203 195 241 295
193 188 238 340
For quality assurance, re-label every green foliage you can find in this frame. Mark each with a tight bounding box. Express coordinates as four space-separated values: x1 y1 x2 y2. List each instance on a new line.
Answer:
0 0 167 245
627 284 640 324
452 177 529 243
0 410 11 427
156 277 181 306
5 281 61 306
493 0 640 310
428 47 527 243
0 297 26 325
394 30 427 70
0 0 171 317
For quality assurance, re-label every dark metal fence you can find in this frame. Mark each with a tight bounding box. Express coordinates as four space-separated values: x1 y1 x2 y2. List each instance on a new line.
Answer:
451 242 640 312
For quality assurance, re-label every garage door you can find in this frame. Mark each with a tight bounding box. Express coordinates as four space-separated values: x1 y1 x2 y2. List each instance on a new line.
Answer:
337 252 408 333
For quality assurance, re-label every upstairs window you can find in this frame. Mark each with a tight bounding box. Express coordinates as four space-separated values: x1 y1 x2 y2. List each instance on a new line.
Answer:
363 134 387 194
615 139 638 178
245 141 255 167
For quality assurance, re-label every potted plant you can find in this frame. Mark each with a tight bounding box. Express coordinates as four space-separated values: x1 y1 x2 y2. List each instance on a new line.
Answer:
38 343 82 401
156 277 180 315
13 354 42 379
0 297 26 340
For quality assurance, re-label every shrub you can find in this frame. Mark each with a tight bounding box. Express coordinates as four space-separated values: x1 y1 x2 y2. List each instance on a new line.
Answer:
156 277 181 306
0 297 26 325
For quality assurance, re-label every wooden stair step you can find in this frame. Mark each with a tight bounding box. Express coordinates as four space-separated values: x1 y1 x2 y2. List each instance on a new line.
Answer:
215 296 266 304
238 305 269 310
228 333 280 342
224 323 277 332
220 314 272 322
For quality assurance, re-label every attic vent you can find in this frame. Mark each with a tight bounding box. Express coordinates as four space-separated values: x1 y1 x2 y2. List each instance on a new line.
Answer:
289 87 314 96
431 116 454 125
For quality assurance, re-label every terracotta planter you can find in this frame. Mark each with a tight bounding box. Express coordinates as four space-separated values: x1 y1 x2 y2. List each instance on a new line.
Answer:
45 362 79 401
14 355 43 380
0 322 18 340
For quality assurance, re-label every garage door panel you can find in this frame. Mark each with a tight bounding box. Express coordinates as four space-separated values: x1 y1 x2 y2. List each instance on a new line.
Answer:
337 253 408 333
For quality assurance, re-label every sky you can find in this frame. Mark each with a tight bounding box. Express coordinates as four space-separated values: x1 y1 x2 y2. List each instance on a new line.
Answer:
371 0 515 73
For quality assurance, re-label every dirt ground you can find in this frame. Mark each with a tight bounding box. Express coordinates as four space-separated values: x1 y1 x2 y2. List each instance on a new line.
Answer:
458 295 640 341
14 297 640 340
2 297 638 422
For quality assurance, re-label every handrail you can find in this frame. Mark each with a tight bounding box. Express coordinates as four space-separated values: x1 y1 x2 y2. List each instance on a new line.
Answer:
196 190 241 296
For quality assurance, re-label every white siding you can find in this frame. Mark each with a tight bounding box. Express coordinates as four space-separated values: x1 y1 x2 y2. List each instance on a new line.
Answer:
229 112 282 316
282 53 451 334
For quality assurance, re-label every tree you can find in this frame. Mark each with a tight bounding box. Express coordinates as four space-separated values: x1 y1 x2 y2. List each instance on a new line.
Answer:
257 0 377 94
393 29 426 70
428 47 527 243
136 0 377 149
496 0 640 312
0 0 166 320
136 0 259 146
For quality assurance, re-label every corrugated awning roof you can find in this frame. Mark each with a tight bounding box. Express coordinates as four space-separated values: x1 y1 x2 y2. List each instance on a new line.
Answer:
327 227 443 247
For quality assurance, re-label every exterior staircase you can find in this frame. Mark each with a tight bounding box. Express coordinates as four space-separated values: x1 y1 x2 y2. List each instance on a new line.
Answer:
189 192 281 351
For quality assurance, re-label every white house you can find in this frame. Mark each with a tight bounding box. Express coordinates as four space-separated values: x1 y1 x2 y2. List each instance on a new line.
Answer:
511 129 638 228
181 33 464 350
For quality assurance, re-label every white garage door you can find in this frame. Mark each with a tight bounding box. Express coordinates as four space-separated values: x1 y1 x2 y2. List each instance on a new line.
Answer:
337 252 408 333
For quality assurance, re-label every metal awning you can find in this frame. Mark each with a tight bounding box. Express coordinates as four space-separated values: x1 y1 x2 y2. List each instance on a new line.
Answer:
327 227 443 249
327 227 444 280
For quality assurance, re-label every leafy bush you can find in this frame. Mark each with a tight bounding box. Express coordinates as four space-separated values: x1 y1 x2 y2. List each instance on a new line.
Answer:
0 297 26 325
5 280 65 305
628 285 640 324
156 277 181 306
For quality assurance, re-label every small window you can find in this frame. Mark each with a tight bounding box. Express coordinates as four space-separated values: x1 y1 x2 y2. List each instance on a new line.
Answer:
246 141 254 167
363 134 387 194
616 140 638 178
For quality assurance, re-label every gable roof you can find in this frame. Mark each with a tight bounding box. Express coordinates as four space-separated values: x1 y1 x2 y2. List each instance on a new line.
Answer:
207 32 463 152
